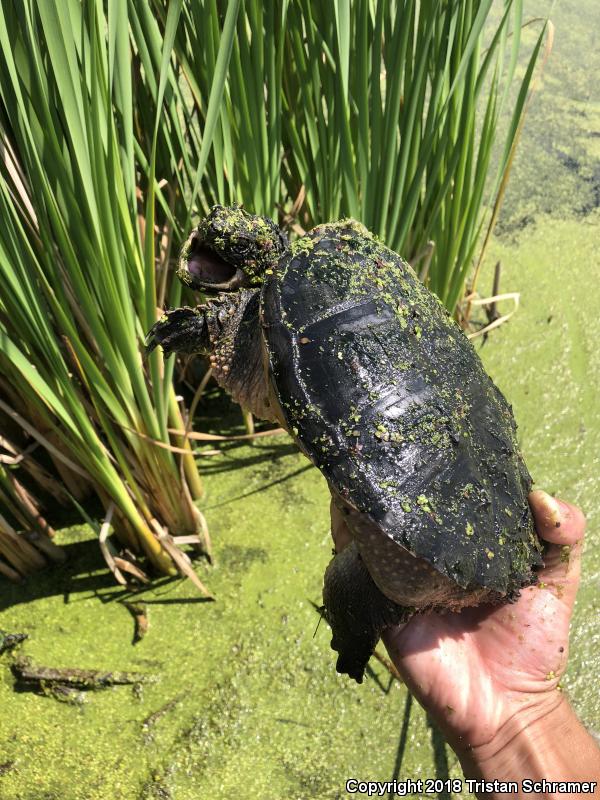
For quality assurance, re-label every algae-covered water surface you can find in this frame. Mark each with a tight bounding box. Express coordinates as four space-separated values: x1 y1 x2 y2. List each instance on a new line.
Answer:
1 1 599 798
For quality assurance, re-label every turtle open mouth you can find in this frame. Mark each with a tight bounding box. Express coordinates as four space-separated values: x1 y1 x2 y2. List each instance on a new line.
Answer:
181 234 245 293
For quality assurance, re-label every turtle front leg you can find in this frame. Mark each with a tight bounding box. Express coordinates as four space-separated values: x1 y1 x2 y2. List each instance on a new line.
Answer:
146 289 280 424
323 539 409 683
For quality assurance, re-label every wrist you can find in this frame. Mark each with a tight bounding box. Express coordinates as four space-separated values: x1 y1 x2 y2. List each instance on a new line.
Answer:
460 691 566 775
457 693 600 794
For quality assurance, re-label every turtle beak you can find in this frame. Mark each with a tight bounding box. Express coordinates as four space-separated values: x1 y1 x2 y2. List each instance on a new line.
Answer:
177 230 249 293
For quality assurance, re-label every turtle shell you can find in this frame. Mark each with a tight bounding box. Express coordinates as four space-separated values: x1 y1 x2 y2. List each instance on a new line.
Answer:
261 220 542 595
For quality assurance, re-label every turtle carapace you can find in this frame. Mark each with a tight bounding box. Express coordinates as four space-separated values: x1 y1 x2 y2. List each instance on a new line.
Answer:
147 204 543 683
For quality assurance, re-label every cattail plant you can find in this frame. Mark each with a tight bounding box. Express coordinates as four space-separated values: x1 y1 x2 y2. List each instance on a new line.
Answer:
167 0 549 314
0 0 239 586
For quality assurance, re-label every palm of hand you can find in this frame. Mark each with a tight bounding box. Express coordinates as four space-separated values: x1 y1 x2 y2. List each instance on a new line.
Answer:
383 493 584 748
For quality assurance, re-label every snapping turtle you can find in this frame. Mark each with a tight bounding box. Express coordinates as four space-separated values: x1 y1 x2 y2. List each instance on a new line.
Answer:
147 204 542 682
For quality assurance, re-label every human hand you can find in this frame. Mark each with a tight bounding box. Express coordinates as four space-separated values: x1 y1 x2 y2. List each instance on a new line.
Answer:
383 491 586 755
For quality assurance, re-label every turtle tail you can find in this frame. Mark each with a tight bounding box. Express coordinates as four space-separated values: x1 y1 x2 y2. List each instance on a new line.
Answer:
145 307 210 359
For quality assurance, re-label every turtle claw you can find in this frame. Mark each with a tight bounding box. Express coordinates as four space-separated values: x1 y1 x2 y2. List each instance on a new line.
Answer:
145 307 209 358
331 638 373 684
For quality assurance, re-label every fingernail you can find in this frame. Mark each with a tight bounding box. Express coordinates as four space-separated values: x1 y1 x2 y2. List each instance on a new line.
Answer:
555 499 571 521
530 490 562 528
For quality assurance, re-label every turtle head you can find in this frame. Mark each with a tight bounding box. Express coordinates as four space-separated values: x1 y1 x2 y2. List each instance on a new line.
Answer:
177 204 288 293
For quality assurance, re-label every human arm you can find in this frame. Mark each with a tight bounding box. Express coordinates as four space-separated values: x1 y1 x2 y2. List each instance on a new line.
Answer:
383 491 600 798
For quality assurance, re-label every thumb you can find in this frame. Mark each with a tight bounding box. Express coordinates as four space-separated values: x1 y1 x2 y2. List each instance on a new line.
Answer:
528 490 586 607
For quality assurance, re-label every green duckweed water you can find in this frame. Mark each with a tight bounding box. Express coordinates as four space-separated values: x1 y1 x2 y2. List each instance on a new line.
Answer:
1 1 599 797
0 443 451 800
478 213 600 732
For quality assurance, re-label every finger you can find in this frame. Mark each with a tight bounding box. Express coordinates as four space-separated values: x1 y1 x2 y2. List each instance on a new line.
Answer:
529 490 586 546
